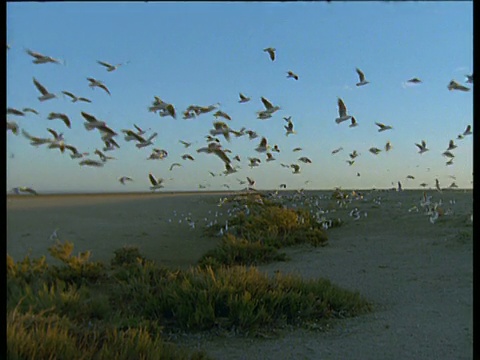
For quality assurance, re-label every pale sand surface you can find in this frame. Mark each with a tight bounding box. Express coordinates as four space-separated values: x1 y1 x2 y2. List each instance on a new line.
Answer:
6 190 473 359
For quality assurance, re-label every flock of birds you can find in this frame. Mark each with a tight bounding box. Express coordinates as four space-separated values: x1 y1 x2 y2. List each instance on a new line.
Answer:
7 45 473 196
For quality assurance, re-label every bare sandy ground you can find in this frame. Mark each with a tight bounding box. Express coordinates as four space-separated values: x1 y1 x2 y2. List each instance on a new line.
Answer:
6 189 473 359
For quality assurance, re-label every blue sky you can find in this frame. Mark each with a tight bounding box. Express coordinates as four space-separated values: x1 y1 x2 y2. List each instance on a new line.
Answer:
7 1 473 193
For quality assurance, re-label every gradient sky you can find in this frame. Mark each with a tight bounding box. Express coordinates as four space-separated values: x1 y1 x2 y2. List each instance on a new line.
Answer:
6 1 473 194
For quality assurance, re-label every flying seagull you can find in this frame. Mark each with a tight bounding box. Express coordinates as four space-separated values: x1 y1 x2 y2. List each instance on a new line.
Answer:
97 60 128 72
12 186 38 195
415 140 429 154
7 108 25 116
287 71 299 80
79 159 104 167
298 157 312 164
263 47 276 61
284 119 296 136
119 176 133 185
375 122 393 132
355 68 369 86
7 120 19 135
47 112 71 128
385 141 392 152
465 74 473 84
238 93 251 103
255 137 269 152
331 147 343 155
462 125 472 136
170 163 182 171
407 77 422 84
87 78 111 95
33 77 56 101
335 98 352 124
62 91 91 103
369 147 382 155
149 173 164 191
25 49 63 65
447 80 470 92
349 116 359 128
23 108 39 115
446 140 457 151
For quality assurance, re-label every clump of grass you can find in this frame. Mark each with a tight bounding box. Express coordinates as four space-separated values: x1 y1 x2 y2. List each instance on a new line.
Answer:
112 262 373 333
48 240 106 286
7 303 210 360
199 234 287 268
201 196 330 267
111 245 147 267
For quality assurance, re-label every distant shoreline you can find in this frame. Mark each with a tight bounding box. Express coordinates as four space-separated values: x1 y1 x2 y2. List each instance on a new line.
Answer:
6 188 472 197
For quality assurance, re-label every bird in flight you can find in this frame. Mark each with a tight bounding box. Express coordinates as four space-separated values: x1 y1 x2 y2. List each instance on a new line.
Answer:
385 141 392 152
355 68 369 86
7 121 19 135
298 157 312 164
331 147 343 155
335 98 352 124
87 78 111 95
446 140 457 151
97 60 129 72
119 176 133 185
375 122 393 132
26 49 63 65
462 125 472 136
7 108 25 116
407 77 422 84
287 71 299 80
258 97 280 118
33 77 57 101
238 93 251 103
415 140 429 154
47 112 71 128
149 173 164 191
62 90 91 103
170 163 182 171
12 186 38 195
284 118 296 136
255 137 270 152
447 80 470 92
79 159 104 167
263 47 276 61
349 116 359 128
369 147 382 155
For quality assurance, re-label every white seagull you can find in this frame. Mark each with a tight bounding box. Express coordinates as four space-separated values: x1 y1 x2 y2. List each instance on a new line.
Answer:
375 122 393 132
415 140 429 154
355 68 369 86
238 93 251 103
447 80 470 92
87 78 111 95
149 173 164 191
335 98 352 124
119 176 133 185
33 77 57 101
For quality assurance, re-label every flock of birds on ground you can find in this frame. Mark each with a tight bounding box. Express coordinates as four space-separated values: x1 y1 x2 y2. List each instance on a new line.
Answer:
7 45 473 196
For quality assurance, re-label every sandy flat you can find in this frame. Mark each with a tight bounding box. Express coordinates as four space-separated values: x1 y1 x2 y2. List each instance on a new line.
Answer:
6 189 473 359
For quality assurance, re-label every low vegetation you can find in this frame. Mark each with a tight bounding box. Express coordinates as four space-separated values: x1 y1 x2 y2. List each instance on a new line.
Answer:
200 193 341 267
7 194 371 359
